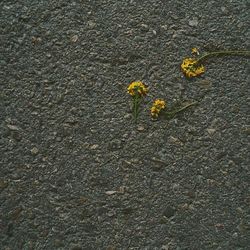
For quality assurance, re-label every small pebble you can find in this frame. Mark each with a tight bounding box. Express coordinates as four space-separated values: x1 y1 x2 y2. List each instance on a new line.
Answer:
87 20 96 29
221 7 226 12
188 18 198 27
137 125 145 131
168 136 183 145
31 147 39 155
90 144 99 150
71 35 78 43
105 191 117 195
31 36 42 44
141 24 149 32
232 232 238 238
172 183 180 191
7 124 20 131
124 113 131 119
207 128 216 135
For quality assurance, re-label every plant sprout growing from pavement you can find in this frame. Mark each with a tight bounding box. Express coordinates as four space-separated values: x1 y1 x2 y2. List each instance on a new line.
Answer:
127 81 148 122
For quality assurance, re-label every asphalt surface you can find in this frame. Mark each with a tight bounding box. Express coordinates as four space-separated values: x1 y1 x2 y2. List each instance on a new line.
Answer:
1 0 250 249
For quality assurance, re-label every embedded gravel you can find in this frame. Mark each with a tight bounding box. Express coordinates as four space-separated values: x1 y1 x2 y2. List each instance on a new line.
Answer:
1 0 250 249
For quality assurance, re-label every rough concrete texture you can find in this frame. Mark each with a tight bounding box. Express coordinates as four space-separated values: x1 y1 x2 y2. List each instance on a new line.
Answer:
1 0 250 249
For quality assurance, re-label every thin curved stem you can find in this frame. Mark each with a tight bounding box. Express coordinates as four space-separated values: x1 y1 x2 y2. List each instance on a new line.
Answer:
164 101 198 119
196 50 250 64
172 101 198 114
133 94 141 122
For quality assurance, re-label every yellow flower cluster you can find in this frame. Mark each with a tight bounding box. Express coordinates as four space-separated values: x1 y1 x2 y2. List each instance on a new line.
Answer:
127 81 148 96
150 99 166 117
181 58 205 78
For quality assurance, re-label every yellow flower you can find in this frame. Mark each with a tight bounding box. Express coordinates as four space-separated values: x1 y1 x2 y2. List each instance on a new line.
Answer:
151 99 166 117
181 58 205 78
191 47 199 55
127 81 148 96
154 99 166 109
150 106 159 117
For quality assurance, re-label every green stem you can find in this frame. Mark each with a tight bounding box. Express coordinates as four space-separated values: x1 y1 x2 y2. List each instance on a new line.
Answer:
173 101 198 114
165 101 198 119
196 50 250 64
133 94 140 122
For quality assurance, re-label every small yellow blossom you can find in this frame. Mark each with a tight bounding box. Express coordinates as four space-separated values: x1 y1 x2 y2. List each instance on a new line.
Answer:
127 81 148 96
191 47 199 55
151 99 166 117
154 99 166 109
181 58 205 78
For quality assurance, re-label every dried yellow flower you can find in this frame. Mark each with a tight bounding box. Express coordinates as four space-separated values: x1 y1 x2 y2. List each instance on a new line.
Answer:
191 48 199 55
154 99 166 109
151 99 166 117
181 58 205 78
127 81 148 96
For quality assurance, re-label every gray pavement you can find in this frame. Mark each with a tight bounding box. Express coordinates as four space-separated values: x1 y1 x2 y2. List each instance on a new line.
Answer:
1 0 250 249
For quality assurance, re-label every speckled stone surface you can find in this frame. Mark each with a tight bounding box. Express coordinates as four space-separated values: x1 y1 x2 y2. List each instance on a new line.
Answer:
1 0 249 249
